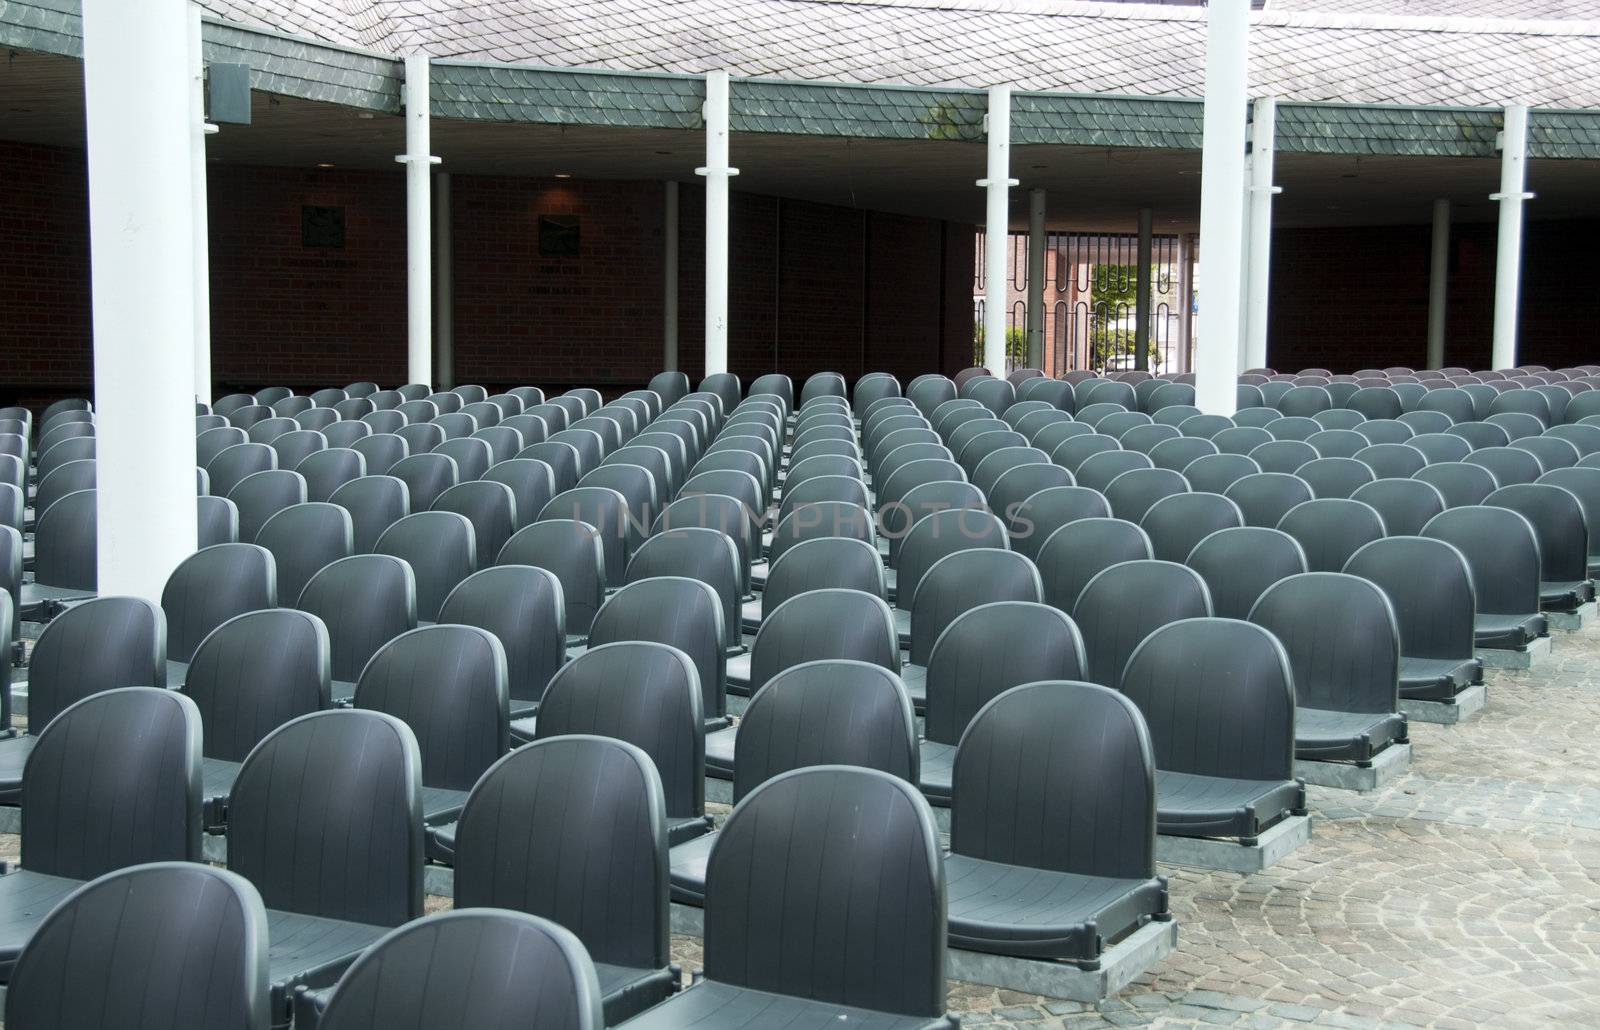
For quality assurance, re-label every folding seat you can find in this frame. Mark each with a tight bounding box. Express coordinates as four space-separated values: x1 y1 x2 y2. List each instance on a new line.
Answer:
428 412 476 445
1096 410 1154 441
1297 455 1377 499
1397 410 1454 435
1073 560 1211 688
1276 385 1332 417
1151 402 1204 428
725 587 899 704
1120 618 1303 842
567 388 605 416
957 430 1032 477
267 428 325 472
654 492 756 596
1276 496 1386 572
360 408 408 435
1149 435 1219 473
430 567 564 727
184 608 330 828
1539 466 1600 575
898 550 1043 707
526 401 573 433
872 437 948 485
1264 416 1321 443
1250 573 1407 762
686 450 766 509
426 391 464 416
345 434 407 483
0 688 207 980
775 474 869 529
1074 401 1130 428
987 461 1073 521
785 454 864 494
1354 419 1416 445
1000 399 1053 430
1344 537 1480 700
505 640 710 848
35 435 95 483
1414 460 1499 508
1306 428 1369 459
907 373 957 417
1248 438 1318 474
1489 388 1552 425
366 390 404 412
422 481 514 572
327 395 371 422
878 456 965 508
1417 387 1477 423
1118 422 1181 454
208 440 278 498
1535 384 1575 423
1487 483 1594 611
1407 432 1472 465
1466 445 1544 486
296 554 417 704
1514 435 1581 472
1223 471 1315 531
1181 452 1259 495
1030 417 1096 454
195 425 247 471
33 459 96 518
0 597 164 803
429 428 494 483
1138 491 1244 563
228 468 308 543
1105 466 1189 523
941 416 1005 458
388 451 458 512
1035 516 1153 612
195 410 230 433
273 396 315 419
1343 475 1446 535
1423 506 1548 648
293 447 365 503
1389 382 1428 410
159 538 277 682
867 410 928 451
1546 423 1600 456
649 371 692 406
1212 424 1274 456
226 404 274 431
369 510 468 623
799 371 849 408
640 764 957 1028
1007 485 1112 561
291 404 338 433
892 506 1008 625
616 391 660 422
1311 409 1366 431
578 577 725 731
1051 431 1122 473
963 376 1017 418
741 536 885 633
673 660 919 906
396 384 431 402
1564 390 1600 424
788 437 860 472
1348 386 1404 421
629 528 743 652
214 392 255 416
650 416 704 462
1148 381 1196 411
247 416 300 445
1068 449 1147 495
1487 411 1546 441
882 481 987 576
1447 421 1510 451
706 431 774 478
518 439 582 493
542 484 644 585
395 421 445 457
20 488 98 611
1081 379 1137 410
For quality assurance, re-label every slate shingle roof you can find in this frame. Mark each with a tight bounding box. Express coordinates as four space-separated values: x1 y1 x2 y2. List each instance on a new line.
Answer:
190 0 1600 109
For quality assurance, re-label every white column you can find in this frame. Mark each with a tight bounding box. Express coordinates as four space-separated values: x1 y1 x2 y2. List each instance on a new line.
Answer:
1026 188 1046 370
84 0 198 602
398 53 439 388
188 5 215 406
1491 105 1532 371
697 71 738 376
1194 0 1250 415
1427 199 1450 370
1135 207 1154 372
979 84 1017 377
1245 96 1280 373
433 171 454 389
664 180 680 372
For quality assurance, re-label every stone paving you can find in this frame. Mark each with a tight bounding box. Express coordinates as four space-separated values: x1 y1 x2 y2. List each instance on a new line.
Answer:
5 627 1598 1028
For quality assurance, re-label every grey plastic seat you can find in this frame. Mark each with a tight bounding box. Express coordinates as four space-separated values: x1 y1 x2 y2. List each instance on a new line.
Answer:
36 435 95 481
629 528 743 651
1049 432 1120 474
1094 411 1153 442
1296 456 1376 500
1148 436 1218 473
1030 418 1095 456
649 371 692 407
1212 425 1274 456
248 416 300 444
6 861 269 1030
1007 485 1112 561
1225 472 1316 528
185 609 331 827
297 447 367 502
1120 619 1304 841
432 412 478 441
1182 452 1260 494
1178 413 1233 439
209 441 278 498
1250 574 1407 763
541 486 630 583
496 519 606 642
1514 435 1581 473
918 603 1084 805
775 474 869 530
34 459 95 518
766 499 878 573
257 503 353 607
432 480 517 569
1306 429 1369 460
1487 411 1550 443
1276 498 1387 573
1344 537 1481 701
1489 388 1551 425
1074 449 1153 493
1249 439 1319 474
375 511 476 622
1119 423 1181 454
1185 525 1308 620
350 433 408 476
902 550 1043 703
1348 387 1404 421
271 429 327 472
611 445 681 501
1422 506 1548 649
361 410 407 436
972 446 1050 496
1349 478 1447 537
624 766 953 1030
945 680 1169 964
1397 410 1454 435
388 452 458 512
483 458 555 530
439 565 565 720
878 457 966 508
1487 483 1594 611
198 425 249 468
1546 423 1600 457
1353 442 1427 480
1141 492 1244 563
588 577 726 722
894 507 1008 616
1105 466 1189 523
461 400 505 432
1035 518 1153 613
1448 421 1511 450
396 421 445 457
1312 409 1366 432
1414 461 1499 508
355 625 506 833
1539 466 1600 575
24 488 99 608
329 475 410 553
1265 416 1321 442
652 492 757 595
680 468 760 522
986 463 1074 524
1407 432 1472 465
296 554 417 704
501 413 550 450
908 374 957 417
199 495 240 547
228 469 307 543
1073 560 1212 688
674 660 919 906
527 402 574 434
433 437 491 483
226 708 423 1024
729 588 899 707
1466 446 1544 486
746 536 885 632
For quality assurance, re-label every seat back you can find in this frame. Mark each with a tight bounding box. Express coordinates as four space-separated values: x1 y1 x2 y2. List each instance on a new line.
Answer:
7 863 270 1030
1120 618 1295 782
1277 497 1388 573
704 766 945 1019
389 452 458 511
653 493 756 594
498 520 607 636
434 436 492 482
536 642 704 823
1414 460 1500 508
256 502 353 605
626 529 742 649
1251 573 1399 714
1008 485 1112 560
1182 452 1260 495
1305 429 1369 459
590 576 724 719
355 626 507 792
752 589 900 694
294 554 418 686
1185 525 1308 620
1105 467 1189 523
352 432 409 475
208 442 278 497
1072 560 1212 687
483 458 555 530
161 542 277 663
1297 456 1376 499
1036 518 1153 611
1350 478 1446 537
329 474 410 553
909 550 1042 664
454 736 667 975
540 487 630 583
986 462 1074 524
649 370 692 406
1422 506 1542 617
1487 482 1590 582
1141 492 1244 563
228 469 307 543
1344 536 1476 662
896 508 1009 609
375 511 476 621
439 566 565 707
186 609 330 762
297 447 367 502
952 682 1155 881
32 488 100 590
30 596 165 731
760 537 886 620
433 480 517 568
34 459 96 517
924 602 1085 746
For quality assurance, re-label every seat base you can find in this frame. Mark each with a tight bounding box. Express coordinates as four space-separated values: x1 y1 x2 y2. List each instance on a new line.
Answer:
1476 634 1553 670
1472 612 1548 651
1293 707 1407 764
1154 813 1313 874
1399 655 1482 701
946 918 1178 1005
1400 684 1487 726
1155 770 1305 840
616 978 957 1029
1295 741 1412 793
0 869 83 982
1548 600 1598 631
265 908 389 1025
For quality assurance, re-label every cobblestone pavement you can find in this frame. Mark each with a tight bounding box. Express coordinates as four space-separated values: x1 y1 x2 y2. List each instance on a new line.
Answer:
7 627 1597 1028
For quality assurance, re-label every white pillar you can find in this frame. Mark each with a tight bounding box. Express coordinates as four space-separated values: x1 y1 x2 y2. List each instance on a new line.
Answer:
398 53 439 388
664 181 680 372
1194 0 1250 415
1245 96 1280 373
1135 207 1154 372
979 84 1017 377
1491 105 1532 371
188 5 215 406
433 171 454 389
84 0 198 602
697 71 738 377
1026 189 1046 370
1427 199 1450 370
